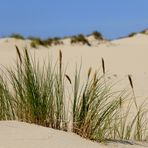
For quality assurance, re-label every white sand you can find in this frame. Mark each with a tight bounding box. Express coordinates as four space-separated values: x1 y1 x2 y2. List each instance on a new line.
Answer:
0 121 147 148
0 34 148 147
0 121 104 148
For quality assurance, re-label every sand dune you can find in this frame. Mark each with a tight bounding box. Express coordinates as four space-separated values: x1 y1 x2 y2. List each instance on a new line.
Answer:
0 33 148 99
0 34 148 147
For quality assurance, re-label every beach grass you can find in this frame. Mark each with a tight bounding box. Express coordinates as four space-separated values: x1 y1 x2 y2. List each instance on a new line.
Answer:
128 32 137 37
91 31 103 40
71 34 91 46
30 37 63 48
10 33 25 40
0 46 147 142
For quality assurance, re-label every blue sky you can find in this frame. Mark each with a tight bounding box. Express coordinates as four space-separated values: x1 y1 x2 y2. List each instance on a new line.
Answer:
0 0 148 39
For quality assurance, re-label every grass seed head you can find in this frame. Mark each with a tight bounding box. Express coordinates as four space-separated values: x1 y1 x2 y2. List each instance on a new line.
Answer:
128 75 134 89
101 57 105 75
15 45 22 64
65 74 72 84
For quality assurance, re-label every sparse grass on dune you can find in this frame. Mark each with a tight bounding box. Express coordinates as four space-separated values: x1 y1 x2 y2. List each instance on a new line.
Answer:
0 75 15 120
29 37 48 48
71 34 91 46
30 37 63 48
8 31 105 48
91 31 104 40
0 46 148 142
140 29 148 35
10 33 25 40
128 32 137 37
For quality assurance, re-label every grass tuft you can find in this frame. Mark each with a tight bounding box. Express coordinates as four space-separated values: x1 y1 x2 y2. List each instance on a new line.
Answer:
10 33 25 40
92 31 103 40
101 58 105 75
128 32 137 37
71 34 91 46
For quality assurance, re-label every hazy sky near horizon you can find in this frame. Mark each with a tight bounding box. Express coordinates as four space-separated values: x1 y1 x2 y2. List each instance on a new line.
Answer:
0 0 148 39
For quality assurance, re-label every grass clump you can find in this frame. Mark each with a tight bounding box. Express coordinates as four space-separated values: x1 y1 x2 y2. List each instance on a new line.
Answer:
10 33 25 40
30 40 38 48
46 37 63 46
72 72 122 141
29 37 48 48
30 37 63 48
52 37 63 45
92 31 103 40
0 47 147 142
140 29 148 35
128 32 137 37
0 75 15 120
71 34 91 46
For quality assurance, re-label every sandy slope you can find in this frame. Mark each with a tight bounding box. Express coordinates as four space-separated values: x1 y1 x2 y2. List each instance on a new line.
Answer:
0 121 147 148
0 34 148 147
0 34 148 99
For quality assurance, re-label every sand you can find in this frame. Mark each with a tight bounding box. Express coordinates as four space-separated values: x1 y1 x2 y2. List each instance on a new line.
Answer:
0 121 147 148
0 33 148 147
